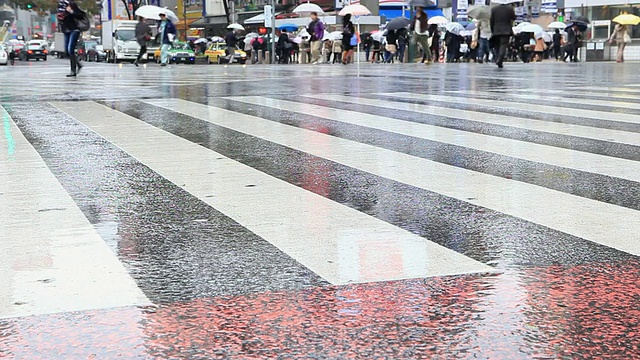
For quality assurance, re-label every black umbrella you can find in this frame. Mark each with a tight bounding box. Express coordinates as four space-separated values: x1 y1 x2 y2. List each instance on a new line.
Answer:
410 0 436 8
386 17 411 31
574 16 590 24
566 21 589 32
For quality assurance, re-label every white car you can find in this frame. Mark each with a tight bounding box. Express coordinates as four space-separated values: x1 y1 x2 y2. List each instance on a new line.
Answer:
0 45 8 65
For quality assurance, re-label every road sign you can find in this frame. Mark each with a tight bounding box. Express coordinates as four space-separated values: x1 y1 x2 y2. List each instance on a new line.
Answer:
264 5 273 27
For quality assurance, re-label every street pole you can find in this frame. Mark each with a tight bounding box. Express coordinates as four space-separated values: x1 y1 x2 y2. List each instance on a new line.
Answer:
183 0 187 41
271 0 275 64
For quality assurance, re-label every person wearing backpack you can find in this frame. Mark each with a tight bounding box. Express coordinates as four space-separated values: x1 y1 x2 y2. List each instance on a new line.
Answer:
307 12 325 64
57 0 86 77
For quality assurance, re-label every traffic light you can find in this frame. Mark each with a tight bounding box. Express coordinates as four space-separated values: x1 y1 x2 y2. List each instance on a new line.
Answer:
26 3 34 9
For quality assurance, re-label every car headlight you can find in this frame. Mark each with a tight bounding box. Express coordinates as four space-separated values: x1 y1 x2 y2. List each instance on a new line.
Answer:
117 46 122 52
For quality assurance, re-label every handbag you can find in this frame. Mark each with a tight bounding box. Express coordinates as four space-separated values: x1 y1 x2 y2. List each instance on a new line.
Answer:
350 34 358 46
75 9 90 32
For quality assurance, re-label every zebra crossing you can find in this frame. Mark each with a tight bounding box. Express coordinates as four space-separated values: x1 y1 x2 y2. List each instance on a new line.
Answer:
1 84 640 320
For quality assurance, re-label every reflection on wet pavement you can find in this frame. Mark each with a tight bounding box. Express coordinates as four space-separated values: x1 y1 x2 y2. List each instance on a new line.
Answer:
1 60 640 358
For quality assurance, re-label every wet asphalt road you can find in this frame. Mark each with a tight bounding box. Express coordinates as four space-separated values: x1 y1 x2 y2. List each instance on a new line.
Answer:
1 58 640 359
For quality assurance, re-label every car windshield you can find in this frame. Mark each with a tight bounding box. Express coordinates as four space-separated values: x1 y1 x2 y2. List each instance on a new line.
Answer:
173 43 192 50
115 29 136 42
85 41 98 50
28 41 45 47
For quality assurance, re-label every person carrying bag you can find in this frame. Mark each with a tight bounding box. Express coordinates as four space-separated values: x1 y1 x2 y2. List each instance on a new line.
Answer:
609 24 631 63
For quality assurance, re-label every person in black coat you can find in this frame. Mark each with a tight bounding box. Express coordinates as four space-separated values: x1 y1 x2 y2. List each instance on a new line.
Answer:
57 0 85 76
552 29 562 60
341 14 355 64
277 30 291 64
563 24 579 62
490 4 516 68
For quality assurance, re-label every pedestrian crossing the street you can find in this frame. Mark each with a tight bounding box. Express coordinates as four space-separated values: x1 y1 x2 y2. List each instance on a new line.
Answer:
1 85 640 320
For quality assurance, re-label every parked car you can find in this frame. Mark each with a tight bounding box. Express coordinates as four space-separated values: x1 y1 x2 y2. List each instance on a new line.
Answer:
21 39 48 61
87 44 107 62
204 42 247 64
0 44 8 65
153 42 195 64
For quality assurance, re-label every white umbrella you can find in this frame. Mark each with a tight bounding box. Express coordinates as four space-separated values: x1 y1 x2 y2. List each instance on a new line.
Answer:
371 31 384 42
445 22 465 35
292 37 303 44
135 5 179 23
293 2 324 15
338 4 371 16
491 0 521 4
547 21 567 30
537 32 552 42
210 36 225 43
427 16 449 25
227 23 245 31
329 31 343 40
246 32 259 39
194 38 208 44
519 23 544 34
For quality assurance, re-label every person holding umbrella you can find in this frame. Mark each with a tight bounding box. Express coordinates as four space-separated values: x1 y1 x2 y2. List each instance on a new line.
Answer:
158 12 176 67
563 23 580 62
341 14 355 64
490 1 516 68
609 22 631 63
308 12 326 64
410 6 431 64
226 28 239 64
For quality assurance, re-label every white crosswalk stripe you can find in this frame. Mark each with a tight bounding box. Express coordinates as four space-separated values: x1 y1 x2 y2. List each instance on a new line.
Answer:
145 98 640 257
372 92 640 126
52 101 494 285
3 87 640 306
0 107 151 319
451 90 640 111
230 96 640 182
311 94 640 147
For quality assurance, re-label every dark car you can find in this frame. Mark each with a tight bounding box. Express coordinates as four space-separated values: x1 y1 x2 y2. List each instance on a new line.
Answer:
22 40 48 61
84 40 106 62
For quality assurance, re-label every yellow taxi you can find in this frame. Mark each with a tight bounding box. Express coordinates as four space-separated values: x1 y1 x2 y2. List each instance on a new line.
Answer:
204 42 247 64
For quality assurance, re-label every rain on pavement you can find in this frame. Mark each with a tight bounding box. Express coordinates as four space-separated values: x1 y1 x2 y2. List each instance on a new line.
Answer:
1 58 640 359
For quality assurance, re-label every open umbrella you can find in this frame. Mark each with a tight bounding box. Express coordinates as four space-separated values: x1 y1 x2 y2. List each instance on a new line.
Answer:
445 22 465 35
428 16 449 25
537 32 552 42
135 5 178 23
227 23 245 31
328 31 343 40
371 30 384 42
574 16 590 24
467 5 491 20
410 0 436 7
292 2 324 15
338 4 371 16
210 36 225 43
547 21 567 30
278 24 299 32
566 21 589 32
386 17 411 31
612 13 640 26
491 0 521 4
519 23 544 34
194 38 208 44
465 22 476 30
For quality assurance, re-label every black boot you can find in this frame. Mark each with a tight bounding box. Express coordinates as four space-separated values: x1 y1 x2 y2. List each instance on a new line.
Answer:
68 58 77 77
